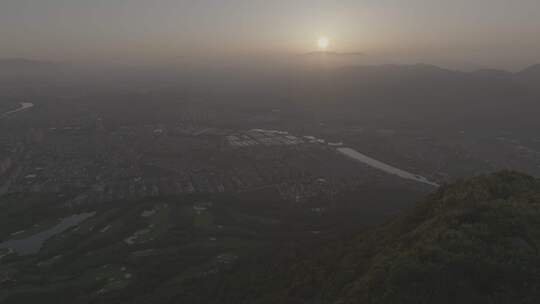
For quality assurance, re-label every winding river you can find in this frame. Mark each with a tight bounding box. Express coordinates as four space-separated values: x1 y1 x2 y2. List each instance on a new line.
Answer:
1 102 35 118
0 212 96 255
337 147 439 187
252 129 439 187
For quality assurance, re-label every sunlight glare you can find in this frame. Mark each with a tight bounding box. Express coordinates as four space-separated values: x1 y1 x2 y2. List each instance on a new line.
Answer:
317 36 330 51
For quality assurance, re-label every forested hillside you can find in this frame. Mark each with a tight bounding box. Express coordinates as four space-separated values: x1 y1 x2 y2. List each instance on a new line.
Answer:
247 171 540 304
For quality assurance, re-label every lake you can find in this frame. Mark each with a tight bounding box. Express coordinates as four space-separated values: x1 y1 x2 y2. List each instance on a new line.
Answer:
0 212 96 255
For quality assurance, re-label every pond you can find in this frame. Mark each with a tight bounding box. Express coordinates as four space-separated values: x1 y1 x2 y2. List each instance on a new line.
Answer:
0 212 96 255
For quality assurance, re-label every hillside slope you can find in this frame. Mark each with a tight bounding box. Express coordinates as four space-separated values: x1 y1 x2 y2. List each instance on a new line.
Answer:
253 171 540 304
1 172 539 303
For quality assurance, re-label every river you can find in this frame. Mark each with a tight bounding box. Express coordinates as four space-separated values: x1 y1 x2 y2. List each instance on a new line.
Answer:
0 212 96 255
337 147 439 187
1 102 35 117
251 128 440 187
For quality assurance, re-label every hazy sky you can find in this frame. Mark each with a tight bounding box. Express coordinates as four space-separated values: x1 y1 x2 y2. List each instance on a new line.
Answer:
1 0 540 69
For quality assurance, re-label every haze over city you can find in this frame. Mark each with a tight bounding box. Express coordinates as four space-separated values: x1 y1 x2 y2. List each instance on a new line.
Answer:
2 0 540 69
2 1 540 304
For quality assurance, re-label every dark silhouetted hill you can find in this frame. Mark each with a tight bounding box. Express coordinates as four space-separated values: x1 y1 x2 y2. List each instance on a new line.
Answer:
0 58 53 69
2 172 539 304
516 64 540 88
300 51 367 58
283 63 540 132
247 171 540 304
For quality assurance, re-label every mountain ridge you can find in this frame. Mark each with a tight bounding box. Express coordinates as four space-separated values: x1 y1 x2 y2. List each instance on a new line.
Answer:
300 51 367 57
247 171 540 304
0 58 53 68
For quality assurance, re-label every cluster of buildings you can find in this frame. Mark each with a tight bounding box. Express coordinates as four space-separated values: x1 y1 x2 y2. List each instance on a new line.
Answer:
227 129 306 148
198 253 239 278
0 142 24 195
0 122 403 206
277 177 336 203
0 154 12 176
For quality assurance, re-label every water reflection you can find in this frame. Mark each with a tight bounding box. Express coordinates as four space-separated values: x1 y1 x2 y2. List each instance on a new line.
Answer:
0 212 95 255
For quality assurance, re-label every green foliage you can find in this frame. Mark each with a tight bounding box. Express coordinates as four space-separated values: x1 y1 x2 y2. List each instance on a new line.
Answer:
3 171 540 303
253 171 540 304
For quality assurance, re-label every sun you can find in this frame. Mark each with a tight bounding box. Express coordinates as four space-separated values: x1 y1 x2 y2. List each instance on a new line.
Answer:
317 36 330 51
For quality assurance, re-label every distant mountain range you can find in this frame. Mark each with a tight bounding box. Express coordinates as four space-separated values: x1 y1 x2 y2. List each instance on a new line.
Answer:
295 51 371 67
299 51 367 57
2 56 539 77
516 64 540 86
0 58 53 69
275 62 540 132
1 57 539 131
517 63 540 75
